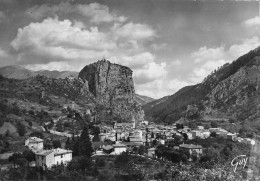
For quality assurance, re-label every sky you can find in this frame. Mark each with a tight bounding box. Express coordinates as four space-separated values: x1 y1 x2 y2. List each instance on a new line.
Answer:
0 0 260 99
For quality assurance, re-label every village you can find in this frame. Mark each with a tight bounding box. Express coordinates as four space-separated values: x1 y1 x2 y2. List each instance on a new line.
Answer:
20 108 256 171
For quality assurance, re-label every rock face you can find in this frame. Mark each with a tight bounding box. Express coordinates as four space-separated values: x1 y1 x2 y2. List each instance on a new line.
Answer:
204 56 260 121
79 59 142 122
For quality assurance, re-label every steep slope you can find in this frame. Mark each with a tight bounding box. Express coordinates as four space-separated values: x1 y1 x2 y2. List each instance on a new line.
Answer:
135 94 155 105
35 70 78 79
144 46 260 124
79 59 144 122
0 65 35 79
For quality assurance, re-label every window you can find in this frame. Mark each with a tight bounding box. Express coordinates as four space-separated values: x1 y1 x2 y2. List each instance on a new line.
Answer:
61 154 63 158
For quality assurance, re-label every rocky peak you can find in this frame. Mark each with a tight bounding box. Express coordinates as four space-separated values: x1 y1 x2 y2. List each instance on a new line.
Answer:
79 59 142 122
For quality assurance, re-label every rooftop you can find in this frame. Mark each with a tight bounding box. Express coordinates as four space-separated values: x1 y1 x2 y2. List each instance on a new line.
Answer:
28 137 44 143
113 142 126 148
35 150 54 156
53 148 73 155
179 144 202 149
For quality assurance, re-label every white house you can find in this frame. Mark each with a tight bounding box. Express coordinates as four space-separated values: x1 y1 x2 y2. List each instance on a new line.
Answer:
112 142 126 155
35 148 73 170
148 148 156 158
25 137 44 151
241 138 256 145
227 133 237 141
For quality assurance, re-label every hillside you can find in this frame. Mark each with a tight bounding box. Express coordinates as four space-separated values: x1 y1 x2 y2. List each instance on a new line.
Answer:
0 65 35 79
0 60 144 124
135 94 155 105
144 46 260 124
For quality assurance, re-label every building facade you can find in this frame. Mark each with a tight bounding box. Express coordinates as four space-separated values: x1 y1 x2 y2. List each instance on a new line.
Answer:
35 148 72 170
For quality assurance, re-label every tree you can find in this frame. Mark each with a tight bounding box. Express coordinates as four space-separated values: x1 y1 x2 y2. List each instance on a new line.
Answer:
17 123 26 136
92 126 100 135
9 153 26 168
211 121 218 128
28 121 33 127
210 132 217 138
79 126 93 157
53 140 61 149
65 137 71 149
56 120 64 132
183 133 188 141
137 145 146 155
176 123 184 130
23 150 35 165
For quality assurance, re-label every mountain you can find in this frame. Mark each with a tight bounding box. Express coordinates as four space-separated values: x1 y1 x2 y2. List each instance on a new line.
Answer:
79 60 144 122
0 65 78 79
144 46 260 124
135 94 155 105
142 95 169 109
0 59 144 124
0 65 36 79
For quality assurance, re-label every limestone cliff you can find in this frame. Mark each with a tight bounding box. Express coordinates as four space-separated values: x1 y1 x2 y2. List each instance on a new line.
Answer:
204 56 260 121
79 59 144 122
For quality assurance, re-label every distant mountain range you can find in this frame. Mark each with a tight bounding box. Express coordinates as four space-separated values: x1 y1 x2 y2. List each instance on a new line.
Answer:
0 65 78 79
144 46 260 124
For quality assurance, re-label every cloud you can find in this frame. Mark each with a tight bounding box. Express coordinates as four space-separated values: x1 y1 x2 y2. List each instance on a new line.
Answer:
77 3 127 24
228 36 260 58
135 78 190 99
11 17 115 65
111 52 155 69
0 11 6 23
170 60 181 66
112 22 155 41
27 2 127 24
191 46 225 63
0 48 8 58
244 16 260 27
189 36 260 83
133 62 166 84
110 52 166 84
10 16 164 89
24 61 71 71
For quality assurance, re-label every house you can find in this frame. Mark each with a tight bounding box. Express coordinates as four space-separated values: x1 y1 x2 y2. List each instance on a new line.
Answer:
241 138 256 145
227 133 237 141
25 137 44 151
112 142 127 155
216 131 228 138
148 148 156 158
190 130 202 138
98 133 106 142
197 126 204 130
159 139 165 145
179 144 203 160
129 137 143 144
103 145 114 154
201 131 210 138
106 134 116 141
35 148 72 170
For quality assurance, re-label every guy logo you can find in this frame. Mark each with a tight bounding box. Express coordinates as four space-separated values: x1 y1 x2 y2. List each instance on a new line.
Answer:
231 155 248 173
